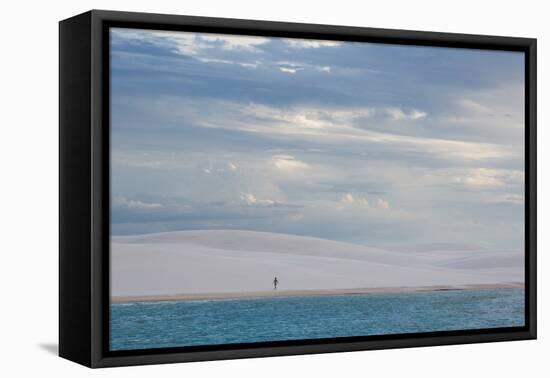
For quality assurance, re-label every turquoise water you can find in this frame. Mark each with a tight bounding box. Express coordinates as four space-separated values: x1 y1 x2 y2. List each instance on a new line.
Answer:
110 288 524 351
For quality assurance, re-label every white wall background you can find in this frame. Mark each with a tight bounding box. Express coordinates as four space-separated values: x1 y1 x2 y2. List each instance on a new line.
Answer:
0 0 546 376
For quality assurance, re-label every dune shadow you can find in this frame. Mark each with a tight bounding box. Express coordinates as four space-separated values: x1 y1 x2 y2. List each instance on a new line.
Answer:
38 343 58 355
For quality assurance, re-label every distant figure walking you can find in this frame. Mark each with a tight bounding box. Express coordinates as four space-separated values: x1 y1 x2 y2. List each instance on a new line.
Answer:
273 276 279 290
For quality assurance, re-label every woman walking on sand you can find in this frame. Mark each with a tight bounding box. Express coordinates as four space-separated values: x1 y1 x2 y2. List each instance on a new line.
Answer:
273 276 279 290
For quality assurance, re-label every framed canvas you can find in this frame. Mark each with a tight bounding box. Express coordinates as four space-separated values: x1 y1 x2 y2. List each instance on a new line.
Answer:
59 10 537 368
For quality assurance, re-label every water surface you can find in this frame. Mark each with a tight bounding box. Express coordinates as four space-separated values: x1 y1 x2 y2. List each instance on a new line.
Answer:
110 288 524 351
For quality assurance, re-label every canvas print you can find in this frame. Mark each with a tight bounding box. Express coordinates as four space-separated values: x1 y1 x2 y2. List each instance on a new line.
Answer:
109 28 525 351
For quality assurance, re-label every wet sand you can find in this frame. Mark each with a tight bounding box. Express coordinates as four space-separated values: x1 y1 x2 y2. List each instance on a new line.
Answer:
111 282 524 303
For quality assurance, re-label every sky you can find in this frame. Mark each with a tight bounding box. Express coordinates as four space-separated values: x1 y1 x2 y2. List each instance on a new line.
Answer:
109 27 525 249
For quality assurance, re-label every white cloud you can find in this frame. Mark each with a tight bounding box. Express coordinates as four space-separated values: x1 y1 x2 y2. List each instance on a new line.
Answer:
452 169 503 187
196 57 234 64
276 61 334 75
126 97 517 162
377 198 390 209
340 193 369 207
277 62 306 74
279 67 298 74
113 29 206 56
239 62 260 68
274 60 332 74
429 168 525 188
200 162 238 175
240 193 275 206
272 155 310 171
240 103 428 132
200 34 269 51
341 193 354 204
239 104 510 161
113 196 163 210
112 28 268 59
196 57 260 68
443 87 524 137
458 98 491 114
240 193 257 204
283 39 342 49
384 107 428 121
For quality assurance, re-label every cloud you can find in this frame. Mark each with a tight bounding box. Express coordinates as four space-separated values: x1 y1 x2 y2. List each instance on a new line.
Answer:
110 30 525 248
240 193 257 205
190 99 511 161
196 57 260 68
283 39 342 49
239 62 260 68
427 168 524 188
384 107 428 121
112 29 205 56
196 57 234 65
458 98 491 114
176 98 416 134
340 193 354 204
200 34 269 51
113 29 341 78
452 169 504 187
442 87 524 137
199 161 238 176
276 61 333 75
113 196 163 210
340 193 369 207
280 67 299 74
279 65 330 74
118 96 515 163
240 193 276 206
277 61 306 74
117 94 521 165
272 155 310 171
227 162 238 172
112 28 269 59
377 198 390 209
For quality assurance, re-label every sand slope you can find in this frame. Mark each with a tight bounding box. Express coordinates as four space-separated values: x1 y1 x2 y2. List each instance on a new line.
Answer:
111 230 523 297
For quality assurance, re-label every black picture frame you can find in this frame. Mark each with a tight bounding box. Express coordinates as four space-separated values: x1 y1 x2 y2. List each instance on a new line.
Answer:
59 9 537 368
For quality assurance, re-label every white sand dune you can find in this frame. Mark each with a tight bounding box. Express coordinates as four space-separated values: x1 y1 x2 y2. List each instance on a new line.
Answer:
111 230 524 297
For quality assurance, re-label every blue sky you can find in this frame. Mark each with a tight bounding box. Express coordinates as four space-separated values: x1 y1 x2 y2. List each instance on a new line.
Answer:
110 28 525 249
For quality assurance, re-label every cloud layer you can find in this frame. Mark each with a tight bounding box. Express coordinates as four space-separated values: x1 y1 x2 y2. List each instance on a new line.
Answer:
110 28 525 249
